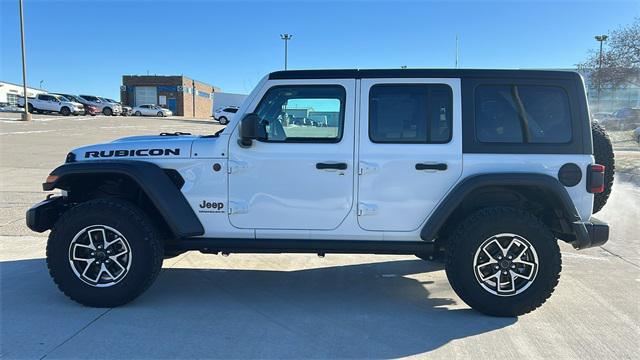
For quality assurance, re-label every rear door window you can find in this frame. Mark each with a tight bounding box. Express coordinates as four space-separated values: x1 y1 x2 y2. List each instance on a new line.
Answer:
369 84 452 143
475 85 572 144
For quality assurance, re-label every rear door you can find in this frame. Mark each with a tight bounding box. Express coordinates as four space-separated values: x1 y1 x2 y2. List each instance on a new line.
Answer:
357 78 463 231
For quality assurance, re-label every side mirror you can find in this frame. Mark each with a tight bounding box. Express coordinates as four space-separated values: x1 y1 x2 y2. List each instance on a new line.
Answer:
238 113 267 147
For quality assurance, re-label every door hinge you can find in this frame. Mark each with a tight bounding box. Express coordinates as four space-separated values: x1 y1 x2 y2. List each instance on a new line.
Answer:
228 201 248 215
357 202 378 216
228 160 249 174
358 161 379 175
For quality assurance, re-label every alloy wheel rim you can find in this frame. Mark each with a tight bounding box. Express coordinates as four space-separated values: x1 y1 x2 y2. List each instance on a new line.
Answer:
473 233 539 297
68 225 132 287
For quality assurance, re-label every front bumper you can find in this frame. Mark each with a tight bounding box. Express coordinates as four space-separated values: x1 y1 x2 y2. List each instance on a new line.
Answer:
571 217 609 250
26 195 67 232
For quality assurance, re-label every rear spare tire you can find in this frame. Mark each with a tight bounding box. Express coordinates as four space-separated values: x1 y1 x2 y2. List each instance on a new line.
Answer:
591 122 615 213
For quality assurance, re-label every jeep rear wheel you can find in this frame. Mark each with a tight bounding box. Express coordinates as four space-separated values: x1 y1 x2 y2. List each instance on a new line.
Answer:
591 122 615 214
445 207 561 317
47 198 163 307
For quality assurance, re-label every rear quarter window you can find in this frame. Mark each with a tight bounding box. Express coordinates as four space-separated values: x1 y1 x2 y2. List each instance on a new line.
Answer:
475 85 572 144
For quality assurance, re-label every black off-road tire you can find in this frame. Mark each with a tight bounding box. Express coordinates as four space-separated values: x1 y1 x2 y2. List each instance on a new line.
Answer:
591 122 615 214
60 106 71 116
47 198 164 307
445 207 561 317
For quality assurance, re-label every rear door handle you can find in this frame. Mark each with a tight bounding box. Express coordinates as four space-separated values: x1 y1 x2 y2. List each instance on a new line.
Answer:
316 162 348 170
415 163 447 171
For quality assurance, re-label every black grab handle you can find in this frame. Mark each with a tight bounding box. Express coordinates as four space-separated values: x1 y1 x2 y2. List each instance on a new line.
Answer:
316 162 348 170
415 163 447 171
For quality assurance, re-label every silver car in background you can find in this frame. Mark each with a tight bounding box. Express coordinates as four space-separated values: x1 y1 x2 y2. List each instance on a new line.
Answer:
100 97 132 116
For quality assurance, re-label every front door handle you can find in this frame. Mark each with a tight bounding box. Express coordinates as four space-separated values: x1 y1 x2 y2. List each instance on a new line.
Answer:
316 162 348 170
415 163 447 171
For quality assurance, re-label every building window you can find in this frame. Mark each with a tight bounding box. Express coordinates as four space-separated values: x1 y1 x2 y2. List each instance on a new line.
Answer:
7 94 19 106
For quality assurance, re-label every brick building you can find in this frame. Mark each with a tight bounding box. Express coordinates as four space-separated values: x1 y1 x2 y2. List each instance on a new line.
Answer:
120 75 219 118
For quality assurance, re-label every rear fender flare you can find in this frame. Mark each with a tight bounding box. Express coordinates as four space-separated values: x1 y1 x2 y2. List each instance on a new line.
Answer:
420 173 581 241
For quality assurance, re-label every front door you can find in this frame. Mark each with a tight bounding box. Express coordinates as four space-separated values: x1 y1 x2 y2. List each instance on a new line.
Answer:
228 80 356 230
357 78 463 231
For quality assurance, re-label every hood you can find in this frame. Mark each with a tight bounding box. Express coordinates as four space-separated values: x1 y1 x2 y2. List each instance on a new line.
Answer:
71 134 202 161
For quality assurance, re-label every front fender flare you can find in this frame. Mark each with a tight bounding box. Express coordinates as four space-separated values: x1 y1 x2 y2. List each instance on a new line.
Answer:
44 160 204 238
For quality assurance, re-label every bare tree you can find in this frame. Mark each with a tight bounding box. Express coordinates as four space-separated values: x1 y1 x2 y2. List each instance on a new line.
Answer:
578 17 640 87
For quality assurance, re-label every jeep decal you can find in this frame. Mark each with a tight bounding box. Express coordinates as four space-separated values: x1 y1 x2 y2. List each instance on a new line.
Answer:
198 200 225 214
84 148 180 158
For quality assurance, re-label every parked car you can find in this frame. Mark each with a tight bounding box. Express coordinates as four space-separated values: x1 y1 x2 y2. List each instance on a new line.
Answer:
28 69 613 317
214 106 239 125
78 95 121 116
132 104 173 117
100 97 132 116
17 94 84 116
611 107 640 130
592 112 614 124
634 127 640 143
53 93 100 116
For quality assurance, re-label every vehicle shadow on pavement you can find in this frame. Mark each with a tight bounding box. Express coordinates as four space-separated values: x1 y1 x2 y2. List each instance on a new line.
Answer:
1 258 516 359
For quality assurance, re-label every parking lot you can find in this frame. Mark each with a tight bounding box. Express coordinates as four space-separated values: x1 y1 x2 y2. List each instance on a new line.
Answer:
1 114 639 359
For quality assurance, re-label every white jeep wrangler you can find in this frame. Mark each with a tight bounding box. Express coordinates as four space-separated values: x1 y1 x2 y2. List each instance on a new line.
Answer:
27 69 613 316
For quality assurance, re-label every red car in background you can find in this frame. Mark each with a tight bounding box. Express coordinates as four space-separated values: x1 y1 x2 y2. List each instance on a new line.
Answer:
53 94 100 116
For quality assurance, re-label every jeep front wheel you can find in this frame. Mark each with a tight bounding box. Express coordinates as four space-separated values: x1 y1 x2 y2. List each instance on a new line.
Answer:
445 207 561 317
47 198 163 307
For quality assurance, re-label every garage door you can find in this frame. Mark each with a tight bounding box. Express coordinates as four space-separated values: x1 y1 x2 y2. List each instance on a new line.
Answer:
135 86 157 106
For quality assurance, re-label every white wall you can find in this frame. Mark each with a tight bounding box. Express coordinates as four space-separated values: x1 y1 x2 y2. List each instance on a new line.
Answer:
212 92 248 114
0 81 47 104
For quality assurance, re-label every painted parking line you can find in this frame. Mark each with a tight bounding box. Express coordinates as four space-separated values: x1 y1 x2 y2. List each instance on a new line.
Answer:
0 129 58 136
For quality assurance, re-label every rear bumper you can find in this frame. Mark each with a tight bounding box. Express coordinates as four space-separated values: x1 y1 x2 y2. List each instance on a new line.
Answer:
571 217 609 250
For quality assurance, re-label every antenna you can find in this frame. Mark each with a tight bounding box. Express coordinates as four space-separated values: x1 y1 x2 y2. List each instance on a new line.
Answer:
455 35 459 69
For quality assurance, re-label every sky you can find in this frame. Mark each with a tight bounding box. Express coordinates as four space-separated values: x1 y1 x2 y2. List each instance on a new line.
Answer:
1 0 638 99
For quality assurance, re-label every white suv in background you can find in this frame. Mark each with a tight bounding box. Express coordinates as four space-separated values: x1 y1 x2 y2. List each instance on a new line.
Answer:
78 95 122 116
214 106 239 125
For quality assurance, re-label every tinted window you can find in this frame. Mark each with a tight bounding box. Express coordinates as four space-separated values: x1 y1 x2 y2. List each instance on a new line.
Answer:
369 84 452 143
225 107 238 113
475 85 572 144
254 85 345 142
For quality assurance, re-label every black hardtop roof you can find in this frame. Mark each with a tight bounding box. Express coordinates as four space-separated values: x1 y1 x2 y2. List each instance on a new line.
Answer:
269 68 581 80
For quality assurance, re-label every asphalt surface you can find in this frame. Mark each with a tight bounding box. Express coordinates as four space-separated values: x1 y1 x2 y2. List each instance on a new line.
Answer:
1 113 639 359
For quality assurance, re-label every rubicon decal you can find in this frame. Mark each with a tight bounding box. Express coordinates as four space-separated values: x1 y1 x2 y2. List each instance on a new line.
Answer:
84 148 180 158
198 200 225 214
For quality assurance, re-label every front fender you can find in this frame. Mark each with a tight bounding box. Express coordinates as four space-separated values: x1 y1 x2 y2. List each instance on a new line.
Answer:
43 160 204 238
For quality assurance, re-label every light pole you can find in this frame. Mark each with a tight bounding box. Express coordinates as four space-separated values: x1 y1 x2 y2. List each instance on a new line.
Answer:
594 34 608 112
595 35 608 69
280 34 292 70
19 0 30 121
